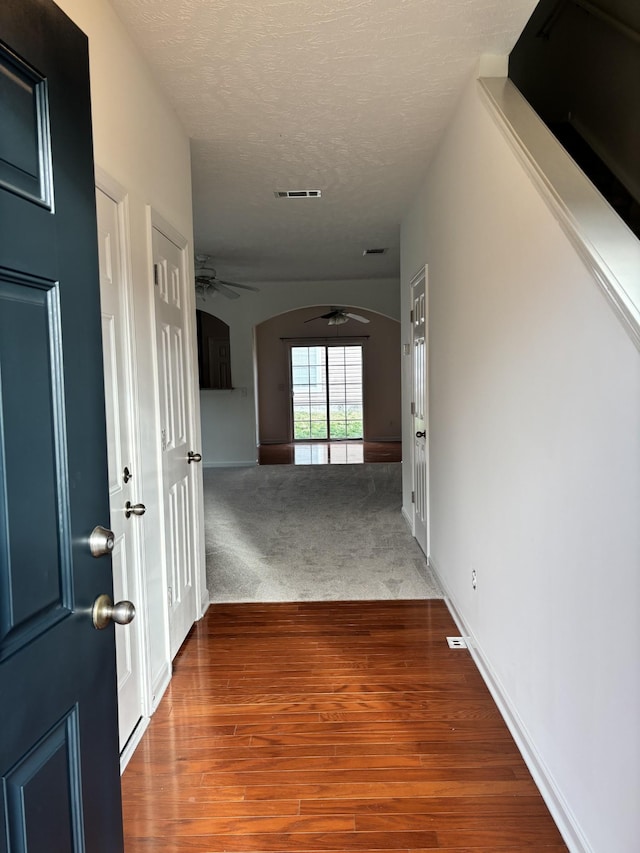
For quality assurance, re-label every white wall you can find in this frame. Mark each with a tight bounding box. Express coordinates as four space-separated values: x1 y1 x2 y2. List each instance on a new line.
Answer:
401 76 640 852
198 279 400 465
56 0 198 703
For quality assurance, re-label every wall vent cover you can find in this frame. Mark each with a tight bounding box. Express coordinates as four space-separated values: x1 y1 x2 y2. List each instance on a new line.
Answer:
446 636 468 649
274 190 321 198
363 247 387 255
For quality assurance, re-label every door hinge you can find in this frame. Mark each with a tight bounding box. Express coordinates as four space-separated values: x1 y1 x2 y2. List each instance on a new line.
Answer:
411 491 415 503
410 401 415 415
153 263 159 286
410 309 414 323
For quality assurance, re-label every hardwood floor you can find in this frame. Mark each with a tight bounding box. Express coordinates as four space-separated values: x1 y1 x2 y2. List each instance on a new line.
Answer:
122 601 567 851
258 441 402 465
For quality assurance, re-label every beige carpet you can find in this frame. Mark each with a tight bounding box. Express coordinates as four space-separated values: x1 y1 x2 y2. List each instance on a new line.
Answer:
203 463 442 602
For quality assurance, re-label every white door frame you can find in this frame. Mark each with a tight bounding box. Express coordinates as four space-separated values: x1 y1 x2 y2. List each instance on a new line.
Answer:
146 207 208 662
410 265 430 557
94 167 152 767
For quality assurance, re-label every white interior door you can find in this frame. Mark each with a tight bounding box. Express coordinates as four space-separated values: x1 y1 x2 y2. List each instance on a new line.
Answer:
96 184 146 751
152 225 201 659
411 267 429 556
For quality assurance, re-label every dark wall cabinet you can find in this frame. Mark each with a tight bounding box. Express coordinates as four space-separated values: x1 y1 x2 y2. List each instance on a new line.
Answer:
196 309 232 389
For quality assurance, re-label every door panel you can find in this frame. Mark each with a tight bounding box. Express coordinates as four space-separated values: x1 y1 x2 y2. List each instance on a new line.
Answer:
153 227 199 659
3 708 83 850
412 268 429 556
0 2 124 849
97 186 145 751
0 43 53 208
0 273 71 652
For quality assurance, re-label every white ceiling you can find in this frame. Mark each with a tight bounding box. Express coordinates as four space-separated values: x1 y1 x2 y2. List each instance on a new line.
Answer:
110 0 537 282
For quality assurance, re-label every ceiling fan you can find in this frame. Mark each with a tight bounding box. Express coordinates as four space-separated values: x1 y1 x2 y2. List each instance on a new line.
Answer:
194 255 260 300
304 307 370 326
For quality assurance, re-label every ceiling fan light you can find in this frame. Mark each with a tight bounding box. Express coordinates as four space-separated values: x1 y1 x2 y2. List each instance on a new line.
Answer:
194 255 260 300
328 314 349 325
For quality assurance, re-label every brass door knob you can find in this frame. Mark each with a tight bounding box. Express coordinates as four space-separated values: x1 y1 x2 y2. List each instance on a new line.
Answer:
92 594 136 630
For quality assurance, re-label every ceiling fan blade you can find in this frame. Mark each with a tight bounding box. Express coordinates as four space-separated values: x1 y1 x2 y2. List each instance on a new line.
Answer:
345 312 370 323
305 308 347 323
217 280 261 292
306 310 342 322
211 281 240 299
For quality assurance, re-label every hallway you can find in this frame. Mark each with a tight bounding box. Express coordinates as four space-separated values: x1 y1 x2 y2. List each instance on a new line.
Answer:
121 600 567 851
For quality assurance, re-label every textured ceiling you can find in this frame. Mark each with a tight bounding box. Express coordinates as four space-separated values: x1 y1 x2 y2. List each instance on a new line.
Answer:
109 0 537 282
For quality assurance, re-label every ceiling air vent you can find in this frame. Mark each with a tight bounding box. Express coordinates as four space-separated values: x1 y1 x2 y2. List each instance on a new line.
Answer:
363 248 387 256
274 190 322 199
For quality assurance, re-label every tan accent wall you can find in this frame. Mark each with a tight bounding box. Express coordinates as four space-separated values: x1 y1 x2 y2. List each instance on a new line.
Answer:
256 307 401 443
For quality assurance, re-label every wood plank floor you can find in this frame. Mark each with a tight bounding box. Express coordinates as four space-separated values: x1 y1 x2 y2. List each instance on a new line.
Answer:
258 441 402 465
122 601 567 852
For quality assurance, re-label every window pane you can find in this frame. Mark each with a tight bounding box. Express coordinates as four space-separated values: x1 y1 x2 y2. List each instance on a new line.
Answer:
290 344 362 442
327 345 363 439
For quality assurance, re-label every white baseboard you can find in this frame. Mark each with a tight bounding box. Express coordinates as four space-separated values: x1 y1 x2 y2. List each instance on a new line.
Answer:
150 662 172 712
119 716 150 773
401 506 413 532
200 590 211 618
428 557 591 853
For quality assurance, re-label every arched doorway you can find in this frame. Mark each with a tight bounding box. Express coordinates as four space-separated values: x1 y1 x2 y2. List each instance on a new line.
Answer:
255 305 401 463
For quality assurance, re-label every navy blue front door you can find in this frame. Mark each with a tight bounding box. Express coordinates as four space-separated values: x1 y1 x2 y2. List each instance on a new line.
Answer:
0 0 124 850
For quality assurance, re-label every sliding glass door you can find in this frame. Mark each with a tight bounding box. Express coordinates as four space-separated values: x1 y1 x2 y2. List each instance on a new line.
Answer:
291 346 328 439
327 346 364 438
290 344 363 440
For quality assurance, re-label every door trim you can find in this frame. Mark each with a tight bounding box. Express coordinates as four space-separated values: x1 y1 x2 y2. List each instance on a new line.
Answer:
146 206 207 650
95 167 153 730
410 264 430 557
